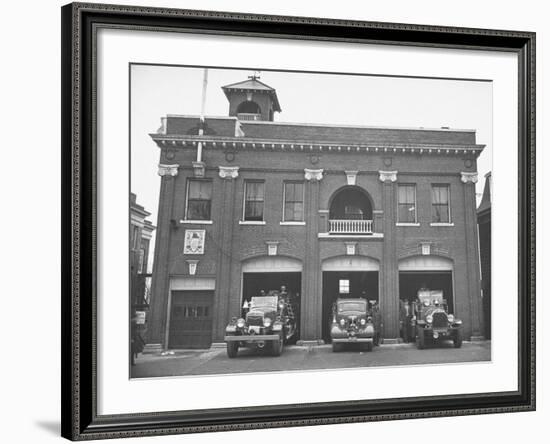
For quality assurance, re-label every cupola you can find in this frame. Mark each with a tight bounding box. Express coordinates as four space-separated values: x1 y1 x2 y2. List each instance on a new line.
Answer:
221 74 281 122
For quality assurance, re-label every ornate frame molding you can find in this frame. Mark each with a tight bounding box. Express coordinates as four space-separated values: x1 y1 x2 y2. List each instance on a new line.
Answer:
62 2 535 440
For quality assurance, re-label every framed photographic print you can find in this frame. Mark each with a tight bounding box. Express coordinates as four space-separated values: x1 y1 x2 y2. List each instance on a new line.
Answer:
61 2 535 440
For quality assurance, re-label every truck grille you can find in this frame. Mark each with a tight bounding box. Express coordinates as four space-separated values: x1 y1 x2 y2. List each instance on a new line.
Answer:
432 312 448 328
246 314 264 326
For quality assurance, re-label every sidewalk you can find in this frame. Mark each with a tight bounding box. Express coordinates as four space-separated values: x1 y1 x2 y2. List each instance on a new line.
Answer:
131 340 491 378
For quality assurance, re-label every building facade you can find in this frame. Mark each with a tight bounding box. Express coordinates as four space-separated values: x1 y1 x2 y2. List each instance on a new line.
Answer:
130 193 155 315
146 77 485 350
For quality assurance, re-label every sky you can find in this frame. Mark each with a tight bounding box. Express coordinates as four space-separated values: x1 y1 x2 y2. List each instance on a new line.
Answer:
130 65 492 263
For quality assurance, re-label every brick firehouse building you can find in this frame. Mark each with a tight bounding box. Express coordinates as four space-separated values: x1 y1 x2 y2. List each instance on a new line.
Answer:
146 77 485 350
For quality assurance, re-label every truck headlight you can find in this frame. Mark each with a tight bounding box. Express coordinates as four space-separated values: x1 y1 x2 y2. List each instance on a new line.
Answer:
236 318 245 328
360 318 367 326
340 318 346 327
263 318 272 327
447 314 455 323
426 315 433 324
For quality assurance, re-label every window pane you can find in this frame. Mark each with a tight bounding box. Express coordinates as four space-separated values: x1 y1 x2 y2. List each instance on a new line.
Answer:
339 279 350 294
244 182 264 220
293 202 303 221
432 185 449 204
398 204 416 223
187 201 210 220
284 182 304 221
398 185 414 204
285 183 294 201
431 185 450 222
187 180 212 220
189 180 212 199
245 202 262 218
398 185 416 222
246 182 264 201
432 204 450 223
285 202 304 221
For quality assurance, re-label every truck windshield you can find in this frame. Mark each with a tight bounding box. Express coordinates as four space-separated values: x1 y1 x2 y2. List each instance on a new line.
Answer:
338 302 366 312
250 296 278 310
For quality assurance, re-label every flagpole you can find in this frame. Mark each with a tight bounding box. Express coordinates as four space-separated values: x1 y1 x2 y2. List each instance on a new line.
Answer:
197 68 208 163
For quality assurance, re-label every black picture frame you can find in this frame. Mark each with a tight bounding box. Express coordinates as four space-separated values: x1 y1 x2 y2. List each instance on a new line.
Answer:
61 2 535 440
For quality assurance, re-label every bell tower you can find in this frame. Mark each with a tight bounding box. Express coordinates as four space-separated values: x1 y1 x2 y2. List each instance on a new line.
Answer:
221 74 281 122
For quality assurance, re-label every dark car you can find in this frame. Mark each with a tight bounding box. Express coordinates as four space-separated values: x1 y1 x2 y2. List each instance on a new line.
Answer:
414 289 463 349
224 290 297 358
330 298 381 352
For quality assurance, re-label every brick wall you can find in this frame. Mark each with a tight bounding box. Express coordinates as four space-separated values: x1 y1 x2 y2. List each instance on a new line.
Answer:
150 140 482 344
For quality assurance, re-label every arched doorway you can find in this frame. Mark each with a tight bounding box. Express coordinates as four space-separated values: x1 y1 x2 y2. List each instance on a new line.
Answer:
321 255 380 341
398 255 454 310
328 186 374 234
241 256 302 339
398 255 454 343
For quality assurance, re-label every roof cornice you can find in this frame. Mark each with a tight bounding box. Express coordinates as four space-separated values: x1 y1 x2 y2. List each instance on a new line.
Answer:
150 134 484 156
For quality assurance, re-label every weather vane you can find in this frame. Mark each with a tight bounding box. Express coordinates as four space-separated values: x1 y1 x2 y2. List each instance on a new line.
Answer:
248 70 261 80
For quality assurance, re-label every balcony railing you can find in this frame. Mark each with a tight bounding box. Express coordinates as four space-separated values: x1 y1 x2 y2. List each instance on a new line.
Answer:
237 113 262 121
328 219 373 235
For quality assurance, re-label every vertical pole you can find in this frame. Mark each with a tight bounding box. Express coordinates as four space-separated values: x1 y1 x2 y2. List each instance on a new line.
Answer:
197 69 208 163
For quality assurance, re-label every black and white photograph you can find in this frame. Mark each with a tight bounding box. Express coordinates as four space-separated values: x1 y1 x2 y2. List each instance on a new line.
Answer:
51 0 538 441
129 65 492 378
1 0 545 442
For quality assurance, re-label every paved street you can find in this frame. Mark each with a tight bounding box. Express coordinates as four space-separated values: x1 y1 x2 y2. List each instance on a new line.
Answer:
131 341 491 378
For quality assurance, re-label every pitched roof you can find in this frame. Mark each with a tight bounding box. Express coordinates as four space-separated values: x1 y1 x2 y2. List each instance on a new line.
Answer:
477 172 492 214
222 78 275 92
221 78 281 112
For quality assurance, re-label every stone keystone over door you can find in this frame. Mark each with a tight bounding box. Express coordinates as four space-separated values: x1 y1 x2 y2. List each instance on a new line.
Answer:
345 170 358 186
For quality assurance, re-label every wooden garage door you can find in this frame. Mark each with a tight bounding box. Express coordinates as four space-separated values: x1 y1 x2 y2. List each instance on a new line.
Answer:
169 291 213 349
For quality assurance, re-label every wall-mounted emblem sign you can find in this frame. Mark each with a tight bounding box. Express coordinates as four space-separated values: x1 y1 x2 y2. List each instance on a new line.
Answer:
134 311 146 325
183 230 205 255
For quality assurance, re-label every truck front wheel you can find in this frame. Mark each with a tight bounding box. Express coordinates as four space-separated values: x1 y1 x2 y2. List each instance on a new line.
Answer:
272 335 283 356
227 342 239 358
453 330 463 348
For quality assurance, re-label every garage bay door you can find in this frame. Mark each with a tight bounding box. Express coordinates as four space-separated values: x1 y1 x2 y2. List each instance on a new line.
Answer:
169 291 213 349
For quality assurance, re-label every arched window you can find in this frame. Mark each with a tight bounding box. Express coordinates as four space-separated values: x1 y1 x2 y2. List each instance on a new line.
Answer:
329 187 373 220
236 101 261 115
328 187 374 234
